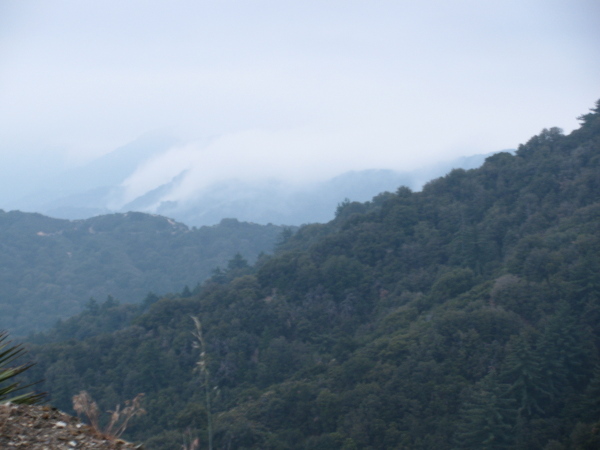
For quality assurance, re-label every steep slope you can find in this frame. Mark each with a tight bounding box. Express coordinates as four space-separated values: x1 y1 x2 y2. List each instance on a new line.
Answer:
0 212 285 336
21 101 600 449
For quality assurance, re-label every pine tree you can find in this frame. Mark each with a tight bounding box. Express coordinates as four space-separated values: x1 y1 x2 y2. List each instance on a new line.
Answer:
537 302 591 407
453 372 516 449
501 333 551 418
579 365 600 423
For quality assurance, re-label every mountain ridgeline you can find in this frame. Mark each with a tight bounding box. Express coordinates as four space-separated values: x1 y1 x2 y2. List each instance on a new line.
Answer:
11 142 499 227
0 213 286 336
21 101 600 449
123 153 496 227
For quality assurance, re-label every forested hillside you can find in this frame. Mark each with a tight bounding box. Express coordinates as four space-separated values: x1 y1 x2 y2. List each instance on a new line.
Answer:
21 101 600 449
0 213 285 336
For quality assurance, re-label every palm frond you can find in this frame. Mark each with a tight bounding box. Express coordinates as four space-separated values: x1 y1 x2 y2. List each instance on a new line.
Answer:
0 330 45 404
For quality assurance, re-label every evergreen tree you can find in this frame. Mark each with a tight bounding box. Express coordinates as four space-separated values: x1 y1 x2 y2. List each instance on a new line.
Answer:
537 302 591 406
579 365 600 423
501 333 551 418
453 373 516 449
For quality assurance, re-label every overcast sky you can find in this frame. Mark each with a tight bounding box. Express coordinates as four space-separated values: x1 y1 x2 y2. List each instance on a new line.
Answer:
1 0 599 197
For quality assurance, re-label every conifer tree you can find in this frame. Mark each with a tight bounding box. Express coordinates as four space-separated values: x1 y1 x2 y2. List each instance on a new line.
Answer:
537 302 591 407
501 333 551 418
453 372 516 449
580 365 600 423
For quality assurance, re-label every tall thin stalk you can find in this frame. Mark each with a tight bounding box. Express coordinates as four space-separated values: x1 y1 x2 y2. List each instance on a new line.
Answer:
72 391 145 439
191 316 213 450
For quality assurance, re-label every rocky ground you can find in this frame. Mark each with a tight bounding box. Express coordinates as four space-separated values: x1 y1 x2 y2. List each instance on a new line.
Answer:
0 403 143 449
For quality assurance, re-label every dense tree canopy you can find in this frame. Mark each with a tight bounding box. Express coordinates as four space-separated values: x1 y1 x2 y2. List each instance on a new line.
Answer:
0 214 286 336
18 101 600 449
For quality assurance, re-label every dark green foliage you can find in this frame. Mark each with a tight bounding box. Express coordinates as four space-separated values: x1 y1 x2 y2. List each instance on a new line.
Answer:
0 331 44 404
429 268 475 302
453 373 516 449
15 101 600 448
501 332 550 418
0 214 286 336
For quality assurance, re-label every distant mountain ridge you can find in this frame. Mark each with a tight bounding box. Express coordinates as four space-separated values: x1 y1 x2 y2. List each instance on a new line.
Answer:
7 134 179 219
0 210 285 336
143 152 499 226
9 136 508 226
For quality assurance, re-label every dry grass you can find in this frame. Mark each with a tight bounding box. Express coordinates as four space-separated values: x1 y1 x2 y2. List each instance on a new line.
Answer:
73 390 146 440
192 316 213 450
182 428 200 450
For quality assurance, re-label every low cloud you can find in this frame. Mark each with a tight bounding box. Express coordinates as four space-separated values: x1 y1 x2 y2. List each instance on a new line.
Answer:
118 121 469 209
2 0 599 209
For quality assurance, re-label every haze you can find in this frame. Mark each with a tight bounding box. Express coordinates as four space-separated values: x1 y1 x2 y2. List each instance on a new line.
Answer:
1 0 599 206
